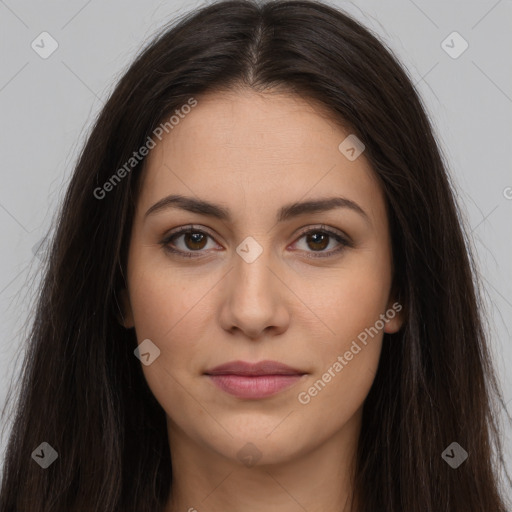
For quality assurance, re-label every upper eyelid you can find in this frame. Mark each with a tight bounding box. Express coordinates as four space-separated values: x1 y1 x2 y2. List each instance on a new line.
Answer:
295 224 347 239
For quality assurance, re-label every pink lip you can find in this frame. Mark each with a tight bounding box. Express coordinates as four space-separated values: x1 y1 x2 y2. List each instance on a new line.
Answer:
204 360 306 399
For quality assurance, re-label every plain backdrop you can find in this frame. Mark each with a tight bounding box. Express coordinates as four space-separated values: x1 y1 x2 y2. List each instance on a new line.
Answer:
1 0 511 501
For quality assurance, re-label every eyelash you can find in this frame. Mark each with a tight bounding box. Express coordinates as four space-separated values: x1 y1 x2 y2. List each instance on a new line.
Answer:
160 224 352 259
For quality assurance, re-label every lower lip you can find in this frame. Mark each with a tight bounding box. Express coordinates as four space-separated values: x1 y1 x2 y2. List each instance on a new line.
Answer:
206 374 304 399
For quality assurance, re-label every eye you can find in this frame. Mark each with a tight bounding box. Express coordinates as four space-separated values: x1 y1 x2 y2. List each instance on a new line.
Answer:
290 225 352 259
160 225 220 258
160 224 352 259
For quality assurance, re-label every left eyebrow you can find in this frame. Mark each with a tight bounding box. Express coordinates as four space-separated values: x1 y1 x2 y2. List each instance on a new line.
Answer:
144 194 371 226
277 196 370 225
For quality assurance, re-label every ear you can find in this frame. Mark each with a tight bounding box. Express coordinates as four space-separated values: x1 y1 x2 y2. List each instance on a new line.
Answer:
383 298 405 334
117 288 135 328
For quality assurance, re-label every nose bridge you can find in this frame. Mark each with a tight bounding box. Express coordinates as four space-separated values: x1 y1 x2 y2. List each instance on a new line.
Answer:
219 233 289 337
232 234 274 303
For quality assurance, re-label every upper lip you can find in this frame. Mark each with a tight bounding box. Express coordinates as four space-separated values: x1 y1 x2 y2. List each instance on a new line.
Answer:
204 360 306 376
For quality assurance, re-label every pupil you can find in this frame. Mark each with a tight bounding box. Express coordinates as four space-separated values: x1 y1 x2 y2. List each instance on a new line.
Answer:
308 232 328 251
186 233 206 250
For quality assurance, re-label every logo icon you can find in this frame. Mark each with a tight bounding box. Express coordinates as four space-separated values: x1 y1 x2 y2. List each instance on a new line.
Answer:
134 338 161 366
31 32 59 59
237 442 262 468
442 442 468 469
441 32 469 59
338 134 365 161
236 236 263 263
31 442 58 469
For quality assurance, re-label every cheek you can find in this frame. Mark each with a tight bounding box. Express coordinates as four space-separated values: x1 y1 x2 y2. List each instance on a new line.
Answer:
297 256 392 348
297 339 381 437
127 271 211 423
296 275 386 428
293 252 390 412
128 262 213 344
126 268 209 402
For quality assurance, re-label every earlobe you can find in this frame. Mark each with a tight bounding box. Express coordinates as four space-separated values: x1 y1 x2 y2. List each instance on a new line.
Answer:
117 288 135 329
384 315 403 334
383 299 405 334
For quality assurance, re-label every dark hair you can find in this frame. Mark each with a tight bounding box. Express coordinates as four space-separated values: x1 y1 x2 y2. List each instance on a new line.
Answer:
1 0 510 510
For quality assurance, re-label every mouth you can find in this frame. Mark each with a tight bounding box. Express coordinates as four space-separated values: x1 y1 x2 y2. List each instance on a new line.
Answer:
204 360 307 399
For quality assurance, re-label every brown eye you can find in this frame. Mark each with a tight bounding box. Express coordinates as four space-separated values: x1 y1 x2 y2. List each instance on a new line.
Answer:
305 232 329 251
161 225 351 260
292 226 352 259
182 232 208 250
161 227 218 258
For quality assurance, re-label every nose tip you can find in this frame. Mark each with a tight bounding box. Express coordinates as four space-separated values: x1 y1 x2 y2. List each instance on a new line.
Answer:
220 251 290 339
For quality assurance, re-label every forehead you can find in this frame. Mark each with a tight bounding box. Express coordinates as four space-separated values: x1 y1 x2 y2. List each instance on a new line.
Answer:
137 88 386 228
158 88 352 163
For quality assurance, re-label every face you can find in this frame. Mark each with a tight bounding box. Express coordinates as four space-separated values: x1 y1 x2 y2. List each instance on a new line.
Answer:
120 88 403 467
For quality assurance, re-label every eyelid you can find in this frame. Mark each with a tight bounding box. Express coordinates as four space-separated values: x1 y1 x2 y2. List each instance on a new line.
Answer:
163 224 216 240
293 223 350 242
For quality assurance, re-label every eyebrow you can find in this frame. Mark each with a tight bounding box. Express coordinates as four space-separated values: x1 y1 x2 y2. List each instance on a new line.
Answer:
144 194 370 225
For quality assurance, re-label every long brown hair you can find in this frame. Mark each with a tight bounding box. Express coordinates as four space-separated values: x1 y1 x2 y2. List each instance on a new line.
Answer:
1 1 510 510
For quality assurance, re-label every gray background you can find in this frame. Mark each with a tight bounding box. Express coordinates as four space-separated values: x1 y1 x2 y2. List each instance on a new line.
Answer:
1 0 511 499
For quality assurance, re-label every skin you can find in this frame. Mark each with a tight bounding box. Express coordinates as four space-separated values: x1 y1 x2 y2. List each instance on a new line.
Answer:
120 88 403 512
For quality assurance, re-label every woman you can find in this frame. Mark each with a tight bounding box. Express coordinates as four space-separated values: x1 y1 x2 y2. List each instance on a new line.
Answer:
0 1 510 510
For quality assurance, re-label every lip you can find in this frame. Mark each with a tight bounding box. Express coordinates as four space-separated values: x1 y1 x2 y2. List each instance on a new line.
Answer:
204 360 307 399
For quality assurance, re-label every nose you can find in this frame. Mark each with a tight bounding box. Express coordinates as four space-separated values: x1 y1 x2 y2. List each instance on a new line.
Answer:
218 243 290 340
